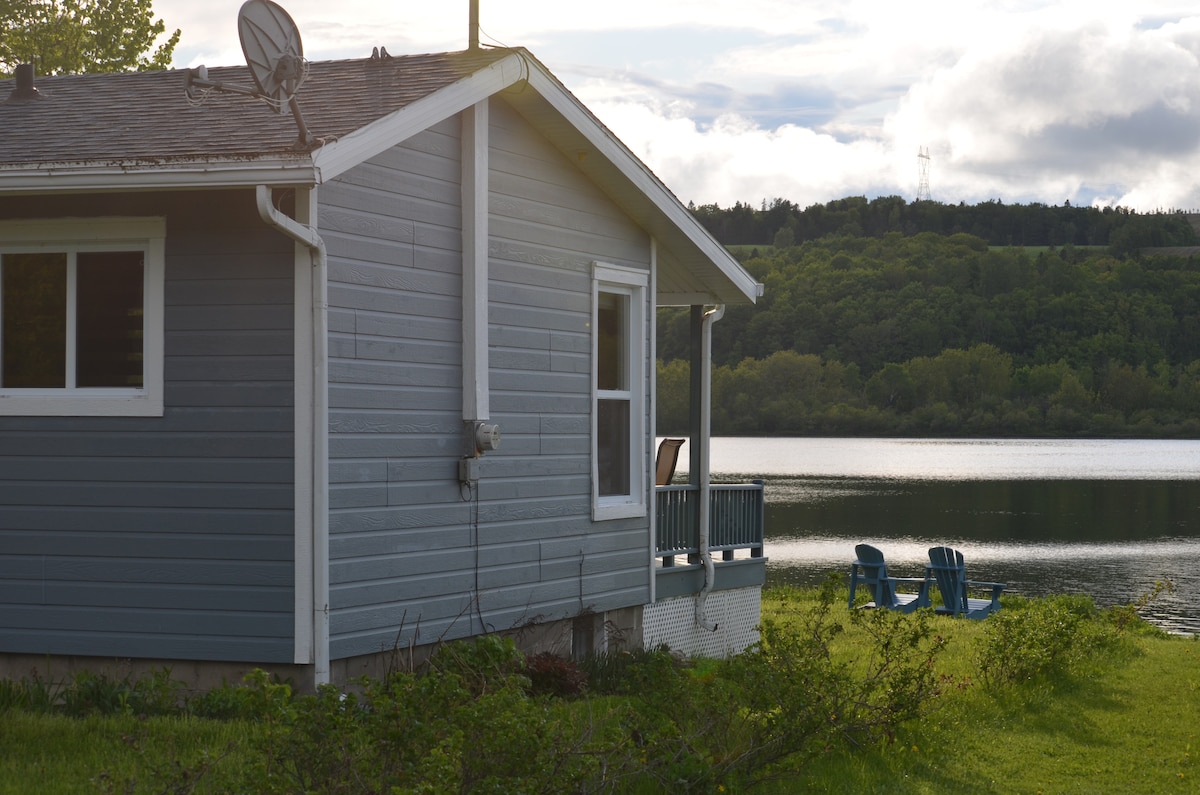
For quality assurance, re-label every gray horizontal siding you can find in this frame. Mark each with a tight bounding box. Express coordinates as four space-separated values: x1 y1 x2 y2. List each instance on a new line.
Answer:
0 526 289 556
0 190 297 663
323 102 655 660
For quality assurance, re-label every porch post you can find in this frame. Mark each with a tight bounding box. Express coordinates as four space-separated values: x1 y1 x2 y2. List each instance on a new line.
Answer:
687 305 703 561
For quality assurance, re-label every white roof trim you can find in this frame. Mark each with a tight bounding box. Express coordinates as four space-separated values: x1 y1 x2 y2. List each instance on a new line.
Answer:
520 59 761 305
312 52 528 182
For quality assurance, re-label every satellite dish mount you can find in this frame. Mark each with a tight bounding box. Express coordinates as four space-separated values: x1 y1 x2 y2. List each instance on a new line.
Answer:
185 0 314 147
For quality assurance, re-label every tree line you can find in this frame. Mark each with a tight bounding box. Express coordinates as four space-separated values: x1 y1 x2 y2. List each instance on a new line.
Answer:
658 227 1200 437
689 195 1199 255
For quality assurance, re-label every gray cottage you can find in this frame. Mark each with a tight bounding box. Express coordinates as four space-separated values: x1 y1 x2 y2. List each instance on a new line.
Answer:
0 44 764 689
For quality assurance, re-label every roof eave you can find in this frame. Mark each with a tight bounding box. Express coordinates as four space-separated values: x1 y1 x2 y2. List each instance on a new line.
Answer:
0 158 320 194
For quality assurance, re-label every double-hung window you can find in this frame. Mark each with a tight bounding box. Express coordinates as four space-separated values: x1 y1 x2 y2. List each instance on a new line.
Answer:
592 262 647 520
0 217 165 416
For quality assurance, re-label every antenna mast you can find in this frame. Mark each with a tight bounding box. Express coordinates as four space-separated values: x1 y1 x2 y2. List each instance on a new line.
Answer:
469 0 480 49
916 146 931 202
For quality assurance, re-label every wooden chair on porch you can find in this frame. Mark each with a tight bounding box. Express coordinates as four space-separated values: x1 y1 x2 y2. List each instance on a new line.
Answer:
848 543 932 612
926 546 1005 619
655 438 685 486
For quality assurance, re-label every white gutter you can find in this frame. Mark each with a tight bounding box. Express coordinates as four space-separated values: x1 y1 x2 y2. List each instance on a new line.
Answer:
0 162 320 194
695 304 725 632
256 184 331 686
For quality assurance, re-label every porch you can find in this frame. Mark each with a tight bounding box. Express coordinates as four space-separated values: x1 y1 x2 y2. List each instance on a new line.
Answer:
654 480 767 599
643 476 766 656
643 300 766 657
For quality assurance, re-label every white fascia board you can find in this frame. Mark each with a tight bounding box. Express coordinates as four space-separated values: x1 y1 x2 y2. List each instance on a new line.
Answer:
0 160 320 194
312 52 529 182
522 62 761 305
657 292 732 307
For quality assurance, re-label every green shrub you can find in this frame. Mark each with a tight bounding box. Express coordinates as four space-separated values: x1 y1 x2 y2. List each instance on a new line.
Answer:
188 669 294 720
240 637 627 794
577 644 677 695
60 667 183 717
524 652 588 698
977 595 1127 686
0 599 951 792
721 576 948 786
0 667 184 717
0 671 60 713
425 634 528 696
1106 579 1176 636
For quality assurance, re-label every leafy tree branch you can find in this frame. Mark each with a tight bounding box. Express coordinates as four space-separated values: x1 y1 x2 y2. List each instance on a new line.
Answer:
0 0 179 77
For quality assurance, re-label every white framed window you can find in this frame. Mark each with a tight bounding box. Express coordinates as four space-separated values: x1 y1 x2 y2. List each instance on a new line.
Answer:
592 262 648 521
0 217 165 416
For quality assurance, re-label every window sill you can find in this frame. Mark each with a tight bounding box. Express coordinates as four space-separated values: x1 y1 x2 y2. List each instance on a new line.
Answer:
593 500 648 522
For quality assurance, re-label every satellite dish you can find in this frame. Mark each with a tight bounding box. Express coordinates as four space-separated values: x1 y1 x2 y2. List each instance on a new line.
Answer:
182 0 314 147
238 0 305 112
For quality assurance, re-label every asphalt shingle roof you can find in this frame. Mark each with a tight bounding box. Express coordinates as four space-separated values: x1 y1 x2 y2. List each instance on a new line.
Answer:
0 48 513 167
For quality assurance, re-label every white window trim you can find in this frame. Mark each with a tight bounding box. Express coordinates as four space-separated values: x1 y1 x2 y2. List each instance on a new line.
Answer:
0 217 165 417
592 261 649 521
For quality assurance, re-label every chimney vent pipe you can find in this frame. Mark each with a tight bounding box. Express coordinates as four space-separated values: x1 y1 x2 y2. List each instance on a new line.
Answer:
6 63 45 103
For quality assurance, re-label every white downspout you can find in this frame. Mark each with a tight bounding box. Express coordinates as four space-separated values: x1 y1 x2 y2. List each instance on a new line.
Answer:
461 99 489 426
648 239 658 604
695 304 725 631
256 184 331 686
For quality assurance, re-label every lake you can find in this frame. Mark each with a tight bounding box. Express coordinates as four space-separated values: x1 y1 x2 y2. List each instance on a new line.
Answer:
674 438 1200 635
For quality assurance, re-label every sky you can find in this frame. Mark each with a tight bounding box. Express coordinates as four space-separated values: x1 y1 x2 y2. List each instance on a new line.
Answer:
150 1 1200 213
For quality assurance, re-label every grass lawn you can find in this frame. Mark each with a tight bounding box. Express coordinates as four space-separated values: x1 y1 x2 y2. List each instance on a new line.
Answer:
786 634 1199 793
0 712 261 794
2 587 1198 793
768 592 1200 794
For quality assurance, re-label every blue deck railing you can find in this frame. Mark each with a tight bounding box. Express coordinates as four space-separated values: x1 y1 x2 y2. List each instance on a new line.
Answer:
656 481 765 566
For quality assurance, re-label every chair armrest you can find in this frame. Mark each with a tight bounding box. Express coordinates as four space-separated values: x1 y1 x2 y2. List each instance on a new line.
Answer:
963 579 1006 601
887 575 932 608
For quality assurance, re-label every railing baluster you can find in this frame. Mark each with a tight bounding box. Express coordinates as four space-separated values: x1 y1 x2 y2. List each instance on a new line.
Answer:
656 481 764 562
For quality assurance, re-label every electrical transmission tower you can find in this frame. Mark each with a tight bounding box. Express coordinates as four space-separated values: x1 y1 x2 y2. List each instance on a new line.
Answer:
916 146 931 202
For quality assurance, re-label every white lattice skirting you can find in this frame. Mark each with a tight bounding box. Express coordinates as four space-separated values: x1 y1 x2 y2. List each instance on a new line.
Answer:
642 586 761 658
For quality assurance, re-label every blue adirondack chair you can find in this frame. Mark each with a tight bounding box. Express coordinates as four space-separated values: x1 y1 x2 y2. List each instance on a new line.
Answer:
926 546 1005 619
848 543 931 612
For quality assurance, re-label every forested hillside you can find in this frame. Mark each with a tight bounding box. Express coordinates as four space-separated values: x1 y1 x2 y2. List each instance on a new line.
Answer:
690 195 1199 254
658 221 1200 438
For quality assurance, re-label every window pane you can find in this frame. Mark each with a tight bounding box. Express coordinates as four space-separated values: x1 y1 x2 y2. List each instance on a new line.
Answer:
76 252 144 387
598 398 630 497
2 252 66 388
597 291 627 391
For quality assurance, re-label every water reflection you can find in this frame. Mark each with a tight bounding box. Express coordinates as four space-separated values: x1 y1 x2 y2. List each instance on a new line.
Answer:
761 477 1200 635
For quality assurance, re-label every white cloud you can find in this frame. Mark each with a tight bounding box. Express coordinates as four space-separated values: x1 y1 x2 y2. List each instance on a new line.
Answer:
884 16 1200 207
150 0 1200 210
